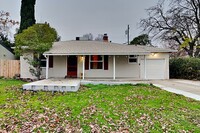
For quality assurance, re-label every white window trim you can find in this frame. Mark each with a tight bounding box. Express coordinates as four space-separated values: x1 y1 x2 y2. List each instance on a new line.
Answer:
128 55 138 64
89 55 104 70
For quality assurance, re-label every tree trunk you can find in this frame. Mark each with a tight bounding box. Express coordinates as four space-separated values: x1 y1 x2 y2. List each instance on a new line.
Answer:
188 43 194 57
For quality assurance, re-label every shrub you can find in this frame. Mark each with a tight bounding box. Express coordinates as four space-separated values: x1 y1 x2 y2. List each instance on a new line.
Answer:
170 58 200 80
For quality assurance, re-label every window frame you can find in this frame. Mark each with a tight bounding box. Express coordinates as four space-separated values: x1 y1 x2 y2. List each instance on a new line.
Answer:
128 55 138 64
89 55 104 70
40 55 53 68
40 58 47 68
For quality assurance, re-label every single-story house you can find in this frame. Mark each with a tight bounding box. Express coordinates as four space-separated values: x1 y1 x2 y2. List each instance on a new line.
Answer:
20 36 175 80
0 43 15 60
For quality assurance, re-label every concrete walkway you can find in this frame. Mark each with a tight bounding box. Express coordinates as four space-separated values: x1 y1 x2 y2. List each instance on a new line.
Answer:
81 79 200 101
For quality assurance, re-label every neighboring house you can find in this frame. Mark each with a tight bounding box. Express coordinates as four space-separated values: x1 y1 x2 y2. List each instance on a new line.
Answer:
20 36 175 80
0 43 15 60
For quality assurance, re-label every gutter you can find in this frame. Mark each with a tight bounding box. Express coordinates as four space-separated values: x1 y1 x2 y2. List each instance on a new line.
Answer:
43 52 151 56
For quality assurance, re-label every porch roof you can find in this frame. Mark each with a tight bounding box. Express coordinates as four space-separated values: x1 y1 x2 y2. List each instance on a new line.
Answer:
43 41 175 56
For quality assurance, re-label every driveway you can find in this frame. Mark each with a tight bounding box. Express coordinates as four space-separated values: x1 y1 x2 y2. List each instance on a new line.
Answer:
146 79 200 100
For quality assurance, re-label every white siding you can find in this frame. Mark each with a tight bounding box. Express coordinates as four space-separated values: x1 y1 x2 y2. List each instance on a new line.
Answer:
0 45 15 60
115 56 140 78
22 55 67 79
78 56 113 78
48 56 67 78
24 53 170 80
20 53 37 79
78 55 140 79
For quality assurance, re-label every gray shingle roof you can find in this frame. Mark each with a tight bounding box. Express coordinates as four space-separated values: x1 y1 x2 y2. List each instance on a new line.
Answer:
44 41 176 55
137 45 177 53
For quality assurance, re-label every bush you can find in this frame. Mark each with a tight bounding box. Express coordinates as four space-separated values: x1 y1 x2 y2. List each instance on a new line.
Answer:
170 58 200 80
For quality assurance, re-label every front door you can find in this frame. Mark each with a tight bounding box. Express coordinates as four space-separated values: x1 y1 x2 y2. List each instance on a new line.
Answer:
67 56 77 78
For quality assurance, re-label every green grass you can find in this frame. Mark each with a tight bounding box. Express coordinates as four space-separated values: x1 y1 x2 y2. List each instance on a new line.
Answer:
0 79 200 132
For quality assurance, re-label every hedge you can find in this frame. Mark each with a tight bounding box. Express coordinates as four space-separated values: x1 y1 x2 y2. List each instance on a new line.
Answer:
169 58 200 80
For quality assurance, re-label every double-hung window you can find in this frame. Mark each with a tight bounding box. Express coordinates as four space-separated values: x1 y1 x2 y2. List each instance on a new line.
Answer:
90 55 104 69
128 55 138 64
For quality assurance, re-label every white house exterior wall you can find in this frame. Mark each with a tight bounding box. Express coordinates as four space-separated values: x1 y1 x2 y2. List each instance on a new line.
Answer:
20 53 36 79
45 56 67 78
42 55 142 79
21 55 67 79
22 53 170 80
115 56 140 79
77 55 140 79
78 56 114 79
0 45 15 60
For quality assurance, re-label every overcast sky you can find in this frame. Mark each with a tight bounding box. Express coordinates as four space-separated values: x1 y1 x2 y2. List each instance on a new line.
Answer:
0 0 158 43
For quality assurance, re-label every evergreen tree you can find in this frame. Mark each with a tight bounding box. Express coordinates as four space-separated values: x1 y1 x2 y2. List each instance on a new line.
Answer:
19 0 36 33
130 34 151 46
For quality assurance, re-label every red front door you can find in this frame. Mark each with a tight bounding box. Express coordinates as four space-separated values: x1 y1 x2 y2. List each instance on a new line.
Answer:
67 56 77 78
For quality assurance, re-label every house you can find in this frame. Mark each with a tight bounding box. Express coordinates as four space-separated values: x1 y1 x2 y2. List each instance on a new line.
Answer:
20 35 175 80
0 43 15 60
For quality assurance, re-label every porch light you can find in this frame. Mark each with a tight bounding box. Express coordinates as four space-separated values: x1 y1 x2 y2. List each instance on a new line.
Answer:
81 56 84 61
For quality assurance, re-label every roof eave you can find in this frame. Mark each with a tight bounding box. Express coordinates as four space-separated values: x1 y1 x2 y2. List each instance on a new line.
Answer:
43 52 150 56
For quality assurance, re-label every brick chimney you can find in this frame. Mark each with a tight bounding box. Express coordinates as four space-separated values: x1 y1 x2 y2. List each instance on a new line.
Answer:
103 33 108 42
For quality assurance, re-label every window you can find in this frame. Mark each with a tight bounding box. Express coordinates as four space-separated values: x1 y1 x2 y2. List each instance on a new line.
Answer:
40 55 53 68
85 55 108 70
90 55 104 69
49 56 53 68
128 55 138 63
40 55 46 67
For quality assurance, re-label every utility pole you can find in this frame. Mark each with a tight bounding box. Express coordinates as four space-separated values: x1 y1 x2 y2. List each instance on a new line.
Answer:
125 25 130 44
128 25 130 44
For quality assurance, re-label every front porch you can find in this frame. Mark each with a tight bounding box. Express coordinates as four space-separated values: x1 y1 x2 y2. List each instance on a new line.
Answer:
44 55 142 80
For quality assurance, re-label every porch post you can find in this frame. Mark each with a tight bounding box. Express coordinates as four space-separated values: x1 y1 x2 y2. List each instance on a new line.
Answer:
82 56 85 80
46 55 49 79
144 55 146 79
113 55 116 80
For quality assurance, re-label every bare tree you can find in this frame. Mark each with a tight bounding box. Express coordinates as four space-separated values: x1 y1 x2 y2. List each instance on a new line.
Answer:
0 11 18 37
0 11 19 51
141 0 200 57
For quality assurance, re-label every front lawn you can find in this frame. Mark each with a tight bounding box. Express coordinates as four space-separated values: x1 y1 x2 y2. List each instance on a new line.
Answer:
0 79 200 132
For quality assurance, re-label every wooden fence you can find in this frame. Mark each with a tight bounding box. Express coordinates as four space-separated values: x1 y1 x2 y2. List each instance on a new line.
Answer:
0 60 20 78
